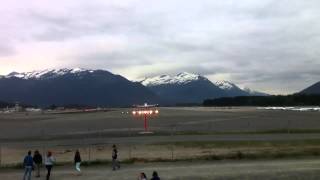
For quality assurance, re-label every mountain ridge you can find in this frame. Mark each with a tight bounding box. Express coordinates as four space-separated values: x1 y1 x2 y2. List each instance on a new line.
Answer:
300 81 320 95
0 68 160 107
140 72 262 103
141 72 266 97
4 68 97 80
0 69 269 106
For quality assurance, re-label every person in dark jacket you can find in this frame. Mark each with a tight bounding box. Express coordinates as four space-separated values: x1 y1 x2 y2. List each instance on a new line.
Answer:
112 144 120 170
74 150 82 174
23 151 34 180
151 171 160 180
33 150 43 178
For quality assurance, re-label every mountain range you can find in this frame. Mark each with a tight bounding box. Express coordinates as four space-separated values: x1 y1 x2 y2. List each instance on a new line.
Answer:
0 68 159 107
300 81 320 95
140 72 266 104
0 68 271 107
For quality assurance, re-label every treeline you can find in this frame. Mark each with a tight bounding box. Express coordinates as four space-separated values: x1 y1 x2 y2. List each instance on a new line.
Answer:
0 101 14 108
203 94 320 106
46 104 96 110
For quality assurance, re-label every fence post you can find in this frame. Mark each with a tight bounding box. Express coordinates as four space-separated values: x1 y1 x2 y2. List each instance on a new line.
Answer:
42 128 46 164
88 145 91 163
87 128 91 164
212 121 215 133
287 120 290 134
42 144 45 164
128 143 132 160
171 126 175 160
0 145 2 167
247 122 251 150
171 145 174 160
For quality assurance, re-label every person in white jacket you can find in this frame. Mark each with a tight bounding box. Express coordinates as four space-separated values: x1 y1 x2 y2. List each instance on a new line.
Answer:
45 151 55 180
138 172 147 180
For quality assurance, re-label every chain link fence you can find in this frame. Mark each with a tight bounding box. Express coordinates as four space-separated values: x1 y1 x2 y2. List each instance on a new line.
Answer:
0 119 309 167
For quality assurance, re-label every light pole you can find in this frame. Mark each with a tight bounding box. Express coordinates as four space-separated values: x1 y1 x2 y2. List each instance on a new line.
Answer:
132 103 159 133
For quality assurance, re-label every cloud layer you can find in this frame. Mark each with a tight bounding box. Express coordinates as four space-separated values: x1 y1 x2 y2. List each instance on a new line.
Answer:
0 0 319 94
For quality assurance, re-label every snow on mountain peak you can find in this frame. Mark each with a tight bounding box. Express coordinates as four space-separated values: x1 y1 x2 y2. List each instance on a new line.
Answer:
5 68 92 79
141 72 202 86
214 80 235 90
7 72 25 78
70 68 86 73
176 72 200 80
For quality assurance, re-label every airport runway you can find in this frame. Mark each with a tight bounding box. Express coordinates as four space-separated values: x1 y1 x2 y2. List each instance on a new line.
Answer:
1 107 320 148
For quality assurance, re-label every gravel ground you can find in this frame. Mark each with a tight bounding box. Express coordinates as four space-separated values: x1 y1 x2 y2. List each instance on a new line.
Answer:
1 158 320 180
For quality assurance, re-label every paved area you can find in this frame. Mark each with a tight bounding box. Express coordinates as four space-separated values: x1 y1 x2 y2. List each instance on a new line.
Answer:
2 158 320 180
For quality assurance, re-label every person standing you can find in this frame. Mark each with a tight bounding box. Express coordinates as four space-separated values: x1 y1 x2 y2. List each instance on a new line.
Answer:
74 150 82 175
112 144 120 170
23 151 34 180
45 151 55 180
33 150 43 178
138 172 148 180
151 171 160 180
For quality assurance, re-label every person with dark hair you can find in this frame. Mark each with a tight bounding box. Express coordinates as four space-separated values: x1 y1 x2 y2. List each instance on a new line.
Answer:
45 151 55 180
112 144 120 170
151 171 160 180
23 151 34 180
74 150 82 174
138 172 147 180
33 150 43 178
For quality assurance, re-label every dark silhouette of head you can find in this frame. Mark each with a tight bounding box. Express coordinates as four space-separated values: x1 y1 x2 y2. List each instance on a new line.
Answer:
75 150 80 156
28 151 32 155
47 151 52 157
152 171 159 177
141 172 147 178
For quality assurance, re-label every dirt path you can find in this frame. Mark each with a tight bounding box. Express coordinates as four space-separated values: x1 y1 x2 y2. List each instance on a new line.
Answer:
2 158 320 180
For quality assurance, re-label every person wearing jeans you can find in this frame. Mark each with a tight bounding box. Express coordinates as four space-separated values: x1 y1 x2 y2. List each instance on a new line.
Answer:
74 150 82 175
23 151 34 180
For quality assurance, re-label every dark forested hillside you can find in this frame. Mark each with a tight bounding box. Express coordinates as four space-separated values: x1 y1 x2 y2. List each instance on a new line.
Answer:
0 101 14 108
203 94 320 106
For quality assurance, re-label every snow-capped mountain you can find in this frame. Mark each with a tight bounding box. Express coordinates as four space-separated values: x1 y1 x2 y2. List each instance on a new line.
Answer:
141 72 204 86
213 80 237 90
141 72 268 103
142 73 243 91
141 72 245 92
0 68 159 107
243 87 269 96
5 68 94 80
0 69 269 106
141 72 243 103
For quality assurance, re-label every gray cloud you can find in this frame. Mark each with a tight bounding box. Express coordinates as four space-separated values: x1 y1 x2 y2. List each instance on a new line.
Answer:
0 0 320 94
0 44 15 56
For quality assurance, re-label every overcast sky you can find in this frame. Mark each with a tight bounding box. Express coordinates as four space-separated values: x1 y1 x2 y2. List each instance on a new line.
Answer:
0 0 319 94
